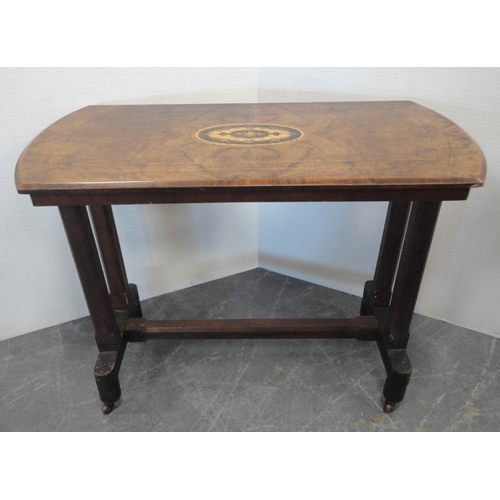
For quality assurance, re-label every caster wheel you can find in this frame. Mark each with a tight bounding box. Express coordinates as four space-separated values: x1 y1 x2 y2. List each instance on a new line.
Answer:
383 401 395 414
102 403 114 414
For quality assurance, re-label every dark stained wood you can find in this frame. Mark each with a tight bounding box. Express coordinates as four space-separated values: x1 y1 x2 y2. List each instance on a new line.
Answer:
125 317 380 342
362 201 442 410
90 205 131 311
360 286 413 410
94 336 127 412
59 206 122 352
382 201 442 349
29 185 471 206
377 343 412 409
127 283 143 318
16 102 486 202
372 201 412 307
360 201 412 315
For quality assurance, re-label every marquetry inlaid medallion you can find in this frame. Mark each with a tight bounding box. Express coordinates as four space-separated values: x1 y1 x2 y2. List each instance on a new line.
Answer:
196 124 303 145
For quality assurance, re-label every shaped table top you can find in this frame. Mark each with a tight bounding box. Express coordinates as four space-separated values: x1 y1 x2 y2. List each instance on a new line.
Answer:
16 101 486 202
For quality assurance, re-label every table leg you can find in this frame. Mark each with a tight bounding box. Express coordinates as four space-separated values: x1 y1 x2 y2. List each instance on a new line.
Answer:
59 206 126 414
361 201 411 315
90 205 142 317
378 200 441 412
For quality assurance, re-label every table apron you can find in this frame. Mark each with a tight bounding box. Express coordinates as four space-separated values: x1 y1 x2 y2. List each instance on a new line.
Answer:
28 186 471 206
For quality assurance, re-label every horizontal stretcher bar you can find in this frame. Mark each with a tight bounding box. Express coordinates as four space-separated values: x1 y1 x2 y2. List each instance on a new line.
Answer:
125 316 380 342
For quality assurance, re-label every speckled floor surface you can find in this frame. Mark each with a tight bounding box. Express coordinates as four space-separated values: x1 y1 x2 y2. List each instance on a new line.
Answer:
1 268 499 431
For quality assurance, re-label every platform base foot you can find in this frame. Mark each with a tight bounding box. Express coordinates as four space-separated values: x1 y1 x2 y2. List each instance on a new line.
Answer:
94 338 127 413
378 341 412 411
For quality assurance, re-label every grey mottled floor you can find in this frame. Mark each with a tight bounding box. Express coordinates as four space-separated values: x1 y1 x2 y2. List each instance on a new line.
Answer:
1 268 499 431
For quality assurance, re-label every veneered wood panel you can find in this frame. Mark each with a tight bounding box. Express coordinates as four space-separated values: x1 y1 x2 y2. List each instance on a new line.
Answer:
15 101 486 196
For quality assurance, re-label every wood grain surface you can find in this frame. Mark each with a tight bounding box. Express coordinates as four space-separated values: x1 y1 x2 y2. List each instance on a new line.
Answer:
15 101 486 194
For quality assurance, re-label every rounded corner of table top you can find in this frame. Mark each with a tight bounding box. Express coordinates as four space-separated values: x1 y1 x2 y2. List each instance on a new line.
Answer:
14 101 487 200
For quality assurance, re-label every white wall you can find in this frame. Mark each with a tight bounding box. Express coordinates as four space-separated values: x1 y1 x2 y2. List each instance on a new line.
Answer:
1 68 259 341
258 68 500 338
2 68 499 342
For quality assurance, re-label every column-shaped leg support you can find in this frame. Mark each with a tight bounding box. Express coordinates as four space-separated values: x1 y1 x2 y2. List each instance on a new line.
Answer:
379 201 441 412
59 206 126 414
90 205 142 318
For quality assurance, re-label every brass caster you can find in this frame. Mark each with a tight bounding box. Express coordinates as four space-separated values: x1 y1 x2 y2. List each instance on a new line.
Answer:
102 403 115 414
383 401 395 414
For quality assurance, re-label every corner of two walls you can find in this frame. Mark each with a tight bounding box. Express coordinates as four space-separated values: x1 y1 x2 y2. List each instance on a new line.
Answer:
4 68 499 341
256 68 500 338
1 68 260 341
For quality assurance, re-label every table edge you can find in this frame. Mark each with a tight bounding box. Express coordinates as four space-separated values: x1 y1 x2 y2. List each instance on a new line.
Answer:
14 101 487 196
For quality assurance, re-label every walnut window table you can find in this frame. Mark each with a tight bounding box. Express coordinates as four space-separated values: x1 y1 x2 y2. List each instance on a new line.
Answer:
15 102 486 414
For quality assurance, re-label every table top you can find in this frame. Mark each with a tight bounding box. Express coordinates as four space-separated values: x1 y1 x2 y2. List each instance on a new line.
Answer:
15 101 486 203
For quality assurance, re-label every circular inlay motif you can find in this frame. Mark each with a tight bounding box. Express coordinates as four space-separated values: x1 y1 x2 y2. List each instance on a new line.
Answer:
196 124 303 145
